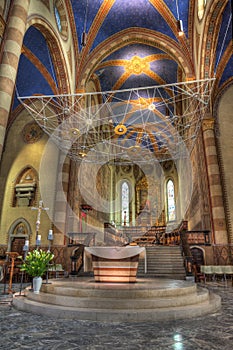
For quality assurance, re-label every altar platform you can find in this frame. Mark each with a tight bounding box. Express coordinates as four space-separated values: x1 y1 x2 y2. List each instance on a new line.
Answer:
12 277 221 322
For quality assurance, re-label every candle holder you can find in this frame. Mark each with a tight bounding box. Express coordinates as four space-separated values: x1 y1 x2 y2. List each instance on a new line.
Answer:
45 230 53 284
19 242 29 295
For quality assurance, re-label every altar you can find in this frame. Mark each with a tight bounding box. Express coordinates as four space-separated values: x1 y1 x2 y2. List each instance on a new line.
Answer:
84 246 146 283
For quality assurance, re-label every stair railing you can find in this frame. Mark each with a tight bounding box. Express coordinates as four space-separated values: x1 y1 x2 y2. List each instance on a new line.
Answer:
178 222 194 278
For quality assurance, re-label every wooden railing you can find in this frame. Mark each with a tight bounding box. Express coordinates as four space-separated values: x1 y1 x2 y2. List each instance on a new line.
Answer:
185 230 211 245
67 232 96 246
104 222 211 247
104 224 167 245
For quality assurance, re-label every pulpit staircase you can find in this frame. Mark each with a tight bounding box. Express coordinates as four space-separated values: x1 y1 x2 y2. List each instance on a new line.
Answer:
137 246 186 280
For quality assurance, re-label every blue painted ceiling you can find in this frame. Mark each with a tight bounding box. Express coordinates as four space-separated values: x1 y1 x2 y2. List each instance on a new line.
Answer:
13 0 232 111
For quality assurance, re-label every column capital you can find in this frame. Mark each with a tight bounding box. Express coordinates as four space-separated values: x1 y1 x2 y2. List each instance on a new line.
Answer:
202 118 215 131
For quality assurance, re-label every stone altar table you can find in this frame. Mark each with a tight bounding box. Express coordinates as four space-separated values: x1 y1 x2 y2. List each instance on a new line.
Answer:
84 246 146 282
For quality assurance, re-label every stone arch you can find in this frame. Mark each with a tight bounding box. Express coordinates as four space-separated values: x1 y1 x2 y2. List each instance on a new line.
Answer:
78 28 195 89
190 246 205 280
7 217 32 253
12 166 38 207
190 246 205 281
190 246 205 263
26 18 71 94
200 0 229 79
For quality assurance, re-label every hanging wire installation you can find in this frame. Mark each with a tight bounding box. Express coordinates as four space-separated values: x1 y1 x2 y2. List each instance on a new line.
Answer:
18 78 215 165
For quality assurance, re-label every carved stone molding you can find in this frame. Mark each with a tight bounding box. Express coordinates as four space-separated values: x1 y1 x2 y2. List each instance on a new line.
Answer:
0 16 5 38
202 118 215 131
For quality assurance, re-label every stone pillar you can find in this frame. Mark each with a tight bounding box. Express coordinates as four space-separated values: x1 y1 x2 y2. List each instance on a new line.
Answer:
53 155 70 245
202 117 228 244
0 0 30 160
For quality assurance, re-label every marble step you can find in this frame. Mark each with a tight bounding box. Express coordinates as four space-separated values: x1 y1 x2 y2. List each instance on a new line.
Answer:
145 250 182 253
138 246 186 278
145 261 184 266
13 291 221 322
145 247 182 252
141 265 185 269
41 279 197 297
24 287 209 309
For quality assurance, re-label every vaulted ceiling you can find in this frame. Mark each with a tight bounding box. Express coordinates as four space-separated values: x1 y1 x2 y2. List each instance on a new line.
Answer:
12 0 232 112
8 0 231 164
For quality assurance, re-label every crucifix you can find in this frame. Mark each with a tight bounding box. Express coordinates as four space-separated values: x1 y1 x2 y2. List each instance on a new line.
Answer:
31 200 49 247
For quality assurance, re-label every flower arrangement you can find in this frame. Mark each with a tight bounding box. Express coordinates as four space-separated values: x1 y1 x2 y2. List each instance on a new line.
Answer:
20 249 54 277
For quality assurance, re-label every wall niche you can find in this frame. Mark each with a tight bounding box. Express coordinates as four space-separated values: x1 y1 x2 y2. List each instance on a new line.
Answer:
13 167 37 207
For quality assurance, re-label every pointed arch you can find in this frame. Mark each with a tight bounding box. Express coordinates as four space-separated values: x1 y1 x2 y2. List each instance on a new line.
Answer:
12 166 38 207
121 180 130 226
7 217 32 252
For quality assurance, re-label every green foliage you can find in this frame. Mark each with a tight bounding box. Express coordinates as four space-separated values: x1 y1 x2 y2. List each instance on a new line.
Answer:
20 249 54 277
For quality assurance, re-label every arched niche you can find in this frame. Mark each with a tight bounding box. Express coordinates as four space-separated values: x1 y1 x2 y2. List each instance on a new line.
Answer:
7 218 32 255
13 167 38 207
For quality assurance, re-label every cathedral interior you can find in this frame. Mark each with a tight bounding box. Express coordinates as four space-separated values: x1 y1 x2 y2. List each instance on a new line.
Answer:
0 0 233 299
0 0 233 348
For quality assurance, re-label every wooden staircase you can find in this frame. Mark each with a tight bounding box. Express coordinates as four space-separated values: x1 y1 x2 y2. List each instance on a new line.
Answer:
137 246 186 280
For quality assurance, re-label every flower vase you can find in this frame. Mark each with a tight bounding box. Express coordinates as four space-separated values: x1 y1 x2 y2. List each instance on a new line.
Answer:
33 276 42 294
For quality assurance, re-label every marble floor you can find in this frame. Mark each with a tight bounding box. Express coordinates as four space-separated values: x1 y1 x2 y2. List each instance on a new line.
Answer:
0 280 233 350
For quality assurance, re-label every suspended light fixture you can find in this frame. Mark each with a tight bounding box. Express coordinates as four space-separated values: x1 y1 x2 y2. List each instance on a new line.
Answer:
63 107 70 115
81 32 87 47
177 19 184 36
176 0 184 36
148 103 155 111
79 151 87 158
81 0 89 47
114 124 127 135
70 128 80 136
129 144 141 152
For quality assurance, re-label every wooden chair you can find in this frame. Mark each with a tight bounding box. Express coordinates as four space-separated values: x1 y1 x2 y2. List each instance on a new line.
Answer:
212 265 225 282
201 265 213 283
222 265 233 284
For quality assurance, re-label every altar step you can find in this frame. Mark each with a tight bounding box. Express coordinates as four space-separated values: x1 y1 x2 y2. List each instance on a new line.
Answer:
13 278 221 322
137 246 186 279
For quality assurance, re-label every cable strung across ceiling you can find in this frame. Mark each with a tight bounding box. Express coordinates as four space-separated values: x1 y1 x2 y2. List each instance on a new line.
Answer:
18 78 215 165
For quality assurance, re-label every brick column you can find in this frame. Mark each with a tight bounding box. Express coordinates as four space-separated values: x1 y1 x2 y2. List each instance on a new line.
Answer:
0 0 30 160
202 117 228 244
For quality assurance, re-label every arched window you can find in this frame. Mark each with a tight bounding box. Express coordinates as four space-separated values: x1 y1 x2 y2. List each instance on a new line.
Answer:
166 179 176 222
55 6 62 32
121 181 129 226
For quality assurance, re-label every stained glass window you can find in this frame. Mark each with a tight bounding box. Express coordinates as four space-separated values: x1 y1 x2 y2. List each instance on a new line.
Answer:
121 181 129 226
167 179 176 222
55 6 62 32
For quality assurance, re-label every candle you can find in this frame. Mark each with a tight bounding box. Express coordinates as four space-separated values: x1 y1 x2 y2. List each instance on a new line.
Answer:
36 235 41 246
48 230 53 240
